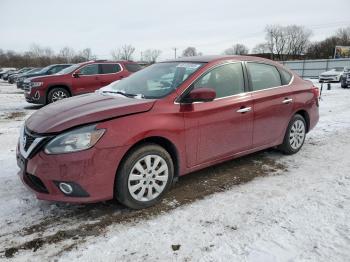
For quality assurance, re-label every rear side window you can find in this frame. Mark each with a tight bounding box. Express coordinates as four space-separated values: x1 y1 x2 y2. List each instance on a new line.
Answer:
125 63 142 72
247 63 282 91
279 68 293 85
79 64 99 75
100 64 121 74
193 63 245 98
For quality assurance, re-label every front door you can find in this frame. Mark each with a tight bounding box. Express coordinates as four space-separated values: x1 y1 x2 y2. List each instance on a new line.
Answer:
183 62 254 166
72 64 102 95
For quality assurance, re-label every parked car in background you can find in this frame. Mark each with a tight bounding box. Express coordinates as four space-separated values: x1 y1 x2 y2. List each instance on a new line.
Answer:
318 67 346 83
0 68 16 78
23 60 142 104
13 68 42 85
17 64 71 89
341 67 350 88
2 69 17 80
17 55 319 209
8 67 34 84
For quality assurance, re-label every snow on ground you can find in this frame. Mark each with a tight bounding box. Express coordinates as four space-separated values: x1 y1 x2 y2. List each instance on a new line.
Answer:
0 79 349 261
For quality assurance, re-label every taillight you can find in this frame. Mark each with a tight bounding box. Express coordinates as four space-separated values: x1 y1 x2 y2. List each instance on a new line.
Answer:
312 86 320 106
312 86 319 100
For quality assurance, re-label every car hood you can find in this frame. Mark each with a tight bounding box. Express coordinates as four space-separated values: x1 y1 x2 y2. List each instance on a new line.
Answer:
26 93 156 134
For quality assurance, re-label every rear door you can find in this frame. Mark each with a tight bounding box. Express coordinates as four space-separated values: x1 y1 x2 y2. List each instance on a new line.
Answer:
99 63 126 87
246 62 294 148
72 64 101 94
183 62 253 166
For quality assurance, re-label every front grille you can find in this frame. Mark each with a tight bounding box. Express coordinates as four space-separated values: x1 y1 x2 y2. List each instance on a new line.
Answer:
24 173 48 193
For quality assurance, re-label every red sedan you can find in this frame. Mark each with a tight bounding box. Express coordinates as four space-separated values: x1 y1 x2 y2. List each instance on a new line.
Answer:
16 55 319 209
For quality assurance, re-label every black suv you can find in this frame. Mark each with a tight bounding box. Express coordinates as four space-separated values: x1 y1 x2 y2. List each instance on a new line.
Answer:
16 64 71 89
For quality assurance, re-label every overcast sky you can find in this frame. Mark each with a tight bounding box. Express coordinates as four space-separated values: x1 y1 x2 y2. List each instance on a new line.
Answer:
1 0 349 60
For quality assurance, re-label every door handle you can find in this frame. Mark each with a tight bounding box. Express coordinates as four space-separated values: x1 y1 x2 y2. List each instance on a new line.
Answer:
236 106 252 113
282 98 293 104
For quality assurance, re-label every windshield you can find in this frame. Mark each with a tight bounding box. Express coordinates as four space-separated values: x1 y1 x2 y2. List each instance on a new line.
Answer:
107 62 204 99
332 67 344 72
56 63 82 75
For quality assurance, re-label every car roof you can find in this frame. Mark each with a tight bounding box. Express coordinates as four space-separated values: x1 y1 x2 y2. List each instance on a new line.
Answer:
164 55 274 63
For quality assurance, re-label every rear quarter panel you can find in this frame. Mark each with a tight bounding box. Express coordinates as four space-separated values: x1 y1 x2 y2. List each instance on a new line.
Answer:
290 77 319 131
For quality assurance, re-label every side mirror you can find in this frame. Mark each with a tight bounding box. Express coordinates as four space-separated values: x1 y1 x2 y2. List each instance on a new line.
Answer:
73 71 81 78
183 87 216 103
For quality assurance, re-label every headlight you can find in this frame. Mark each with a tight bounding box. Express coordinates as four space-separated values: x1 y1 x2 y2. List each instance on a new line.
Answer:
44 125 105 154
31 82 43 87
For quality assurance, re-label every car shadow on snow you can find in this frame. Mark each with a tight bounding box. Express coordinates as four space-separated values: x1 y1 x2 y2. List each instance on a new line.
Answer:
1 149 287 259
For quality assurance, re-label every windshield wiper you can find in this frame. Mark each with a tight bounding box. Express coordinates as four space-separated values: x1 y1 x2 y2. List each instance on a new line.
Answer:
102 90 138 98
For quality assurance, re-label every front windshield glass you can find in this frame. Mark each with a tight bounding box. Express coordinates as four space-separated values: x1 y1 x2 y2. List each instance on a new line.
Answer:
108 62 204 99
56 63 82 75
333 67 344 72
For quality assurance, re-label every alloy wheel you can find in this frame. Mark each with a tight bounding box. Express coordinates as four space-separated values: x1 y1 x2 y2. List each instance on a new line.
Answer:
51 91 68 102
128 155 169 202
289 119 305 150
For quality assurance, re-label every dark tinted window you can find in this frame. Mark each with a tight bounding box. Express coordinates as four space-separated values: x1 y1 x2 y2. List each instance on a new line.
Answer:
48 66 64 75
79 64 99 75
125 63 142 72
247 63 282 91
279 68 292 85
100 64 121 74
193 63 245 98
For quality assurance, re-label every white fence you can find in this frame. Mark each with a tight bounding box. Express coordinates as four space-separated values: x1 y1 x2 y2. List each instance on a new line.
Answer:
280 58 350 78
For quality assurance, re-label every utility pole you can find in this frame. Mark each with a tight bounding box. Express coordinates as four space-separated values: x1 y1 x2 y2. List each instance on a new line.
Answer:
172 48 177 59
140 51 143 62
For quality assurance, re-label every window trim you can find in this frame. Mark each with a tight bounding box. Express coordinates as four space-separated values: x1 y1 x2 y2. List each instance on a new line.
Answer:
244 61 294 93
176 61 248 103
72 63 123 77
99 63 123 75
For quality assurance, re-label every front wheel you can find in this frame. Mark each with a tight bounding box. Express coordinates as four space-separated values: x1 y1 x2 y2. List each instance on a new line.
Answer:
115 143 174 209
47 88 70 104
278 114 306 155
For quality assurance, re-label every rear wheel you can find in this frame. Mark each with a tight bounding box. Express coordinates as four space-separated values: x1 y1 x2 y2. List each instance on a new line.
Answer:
115 143 174 209
47 88 70 104
279 114 306 155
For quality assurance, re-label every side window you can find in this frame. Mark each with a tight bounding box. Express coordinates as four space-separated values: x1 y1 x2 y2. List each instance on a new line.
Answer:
100 64 121 74
51 65 65 74
125 63 142 72
79 64 99 75
247 63 282 91
279 68 293 85
47 66 60 75
193 63 245 98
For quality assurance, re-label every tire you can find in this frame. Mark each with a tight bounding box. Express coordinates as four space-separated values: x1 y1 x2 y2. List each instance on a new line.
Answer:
47 87 70 104
115 143 174 209
278 114 307 155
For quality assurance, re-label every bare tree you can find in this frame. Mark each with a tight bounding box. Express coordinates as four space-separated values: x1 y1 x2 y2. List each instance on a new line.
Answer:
143 49 162 63
59 47 76 63
111 45 136 60
264 24 312 60
224 43 249 55
80 48 95 61
182 47 198 57
336 27 350 44
285 25 312 58
252 43 270 54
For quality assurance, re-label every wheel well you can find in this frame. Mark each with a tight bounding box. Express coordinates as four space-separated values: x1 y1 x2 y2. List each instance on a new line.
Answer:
46 85 72 100
119 136 179 177
295 110 310 132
